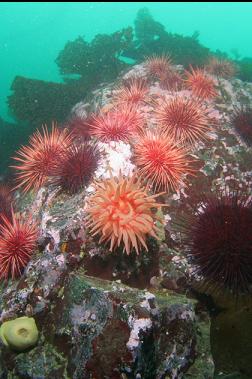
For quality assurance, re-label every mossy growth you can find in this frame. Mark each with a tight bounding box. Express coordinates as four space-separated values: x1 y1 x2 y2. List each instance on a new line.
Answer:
14 343 69 379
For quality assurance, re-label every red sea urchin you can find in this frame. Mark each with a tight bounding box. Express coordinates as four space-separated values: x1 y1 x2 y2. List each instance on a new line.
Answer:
145 54 172 79
0 185 14 222
86 174 164 255
178 190 252 295
185 67 217 100
12 123 72 193
230 106 252 146
206 57 236 79
159 70 184 91
51 143 100 194
156 97 210 145
0 211 38 280
66 116 93 142
134 131 194 192
90 106 144 143
114 77 149 106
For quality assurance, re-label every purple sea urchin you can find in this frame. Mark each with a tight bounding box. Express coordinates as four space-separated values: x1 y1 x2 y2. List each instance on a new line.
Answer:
178 190 252 295
231 106 252 146
51 143 100 194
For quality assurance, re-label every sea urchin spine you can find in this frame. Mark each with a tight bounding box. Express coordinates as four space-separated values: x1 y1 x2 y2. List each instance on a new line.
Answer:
66 116 93 142
0 185 14 222
185 67 217 100
51 143 100 194
12 123 72 193
133 131 194 192
206 57 236 79
156 97 210 146
90 106 144 143
178 190 252 295
230 106 252 146
145 54 172 79
0 211 38 280
114 77 149 106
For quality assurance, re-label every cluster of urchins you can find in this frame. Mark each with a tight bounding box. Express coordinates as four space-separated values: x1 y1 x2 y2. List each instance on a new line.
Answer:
0 55 252 298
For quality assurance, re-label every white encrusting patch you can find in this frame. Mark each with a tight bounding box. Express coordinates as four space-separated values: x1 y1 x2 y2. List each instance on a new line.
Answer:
126 317 152 351
86 140 135 193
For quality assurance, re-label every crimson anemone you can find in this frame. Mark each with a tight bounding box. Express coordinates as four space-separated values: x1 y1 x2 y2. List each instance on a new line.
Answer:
86 173 165 255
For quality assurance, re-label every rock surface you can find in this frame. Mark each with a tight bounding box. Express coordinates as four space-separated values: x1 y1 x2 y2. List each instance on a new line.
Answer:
0 258 213 379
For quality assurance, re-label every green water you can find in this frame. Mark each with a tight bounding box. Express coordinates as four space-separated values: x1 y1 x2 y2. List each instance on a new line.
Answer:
1 2 252 122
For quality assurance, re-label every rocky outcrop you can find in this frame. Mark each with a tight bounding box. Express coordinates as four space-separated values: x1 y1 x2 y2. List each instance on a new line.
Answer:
0 251 213 378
